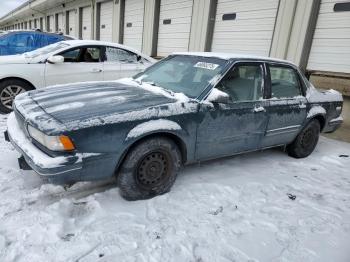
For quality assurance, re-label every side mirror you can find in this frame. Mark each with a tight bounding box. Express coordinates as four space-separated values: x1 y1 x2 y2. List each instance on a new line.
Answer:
47 55 64 64
207 88 231 104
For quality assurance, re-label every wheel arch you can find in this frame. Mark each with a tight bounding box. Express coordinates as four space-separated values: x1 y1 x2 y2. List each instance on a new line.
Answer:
115 131 188 175
310 114 326 131
0 77 36 90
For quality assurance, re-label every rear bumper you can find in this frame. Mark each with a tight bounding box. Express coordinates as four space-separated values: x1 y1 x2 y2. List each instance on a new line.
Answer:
323 116 343 133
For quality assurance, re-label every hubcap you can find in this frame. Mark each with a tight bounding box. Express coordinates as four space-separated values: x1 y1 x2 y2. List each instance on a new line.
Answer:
0 85 25 110
136 151 170 188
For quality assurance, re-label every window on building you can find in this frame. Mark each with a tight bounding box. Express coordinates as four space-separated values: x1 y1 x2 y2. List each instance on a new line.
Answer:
334 2 350 12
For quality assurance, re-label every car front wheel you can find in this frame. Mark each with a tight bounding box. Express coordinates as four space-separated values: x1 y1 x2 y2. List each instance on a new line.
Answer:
287 119 320 158
0 79 32 114
117 137 182 201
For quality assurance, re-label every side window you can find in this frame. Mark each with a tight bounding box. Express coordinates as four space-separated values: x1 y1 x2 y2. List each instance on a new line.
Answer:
217 64 263 102
269 66 302 98
59 47 101 63
60 48 81 62
105 47 138 63
8 34 34 47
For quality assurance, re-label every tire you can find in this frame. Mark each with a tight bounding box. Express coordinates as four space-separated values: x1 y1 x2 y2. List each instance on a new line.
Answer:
117 137 182 201
0 79 33 114
287 119 320 158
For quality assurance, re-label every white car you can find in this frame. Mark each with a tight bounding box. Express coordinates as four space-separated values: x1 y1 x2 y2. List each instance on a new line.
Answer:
0 40 156 113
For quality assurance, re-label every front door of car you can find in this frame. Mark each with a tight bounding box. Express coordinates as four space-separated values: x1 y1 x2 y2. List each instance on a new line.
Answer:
103 46 144 80
196 62 269 160
260 64 307 148
44 46 103 86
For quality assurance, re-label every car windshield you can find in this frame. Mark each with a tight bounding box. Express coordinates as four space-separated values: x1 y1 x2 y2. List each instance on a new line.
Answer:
133 55 228 98
23 42 70 58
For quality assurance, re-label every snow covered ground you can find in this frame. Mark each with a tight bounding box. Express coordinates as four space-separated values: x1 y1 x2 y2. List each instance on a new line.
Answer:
0 113 349 262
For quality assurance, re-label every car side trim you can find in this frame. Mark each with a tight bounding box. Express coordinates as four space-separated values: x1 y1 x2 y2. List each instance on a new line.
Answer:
266 125 301 136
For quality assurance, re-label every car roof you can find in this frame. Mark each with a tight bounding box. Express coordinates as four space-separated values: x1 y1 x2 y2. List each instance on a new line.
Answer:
61 40 155 61
173 52 297 67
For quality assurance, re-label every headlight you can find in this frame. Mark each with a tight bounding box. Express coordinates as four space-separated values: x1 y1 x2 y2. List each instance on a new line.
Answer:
27 125 75 151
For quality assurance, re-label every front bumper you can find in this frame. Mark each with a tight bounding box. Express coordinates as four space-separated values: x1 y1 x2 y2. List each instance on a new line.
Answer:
5 113 83 184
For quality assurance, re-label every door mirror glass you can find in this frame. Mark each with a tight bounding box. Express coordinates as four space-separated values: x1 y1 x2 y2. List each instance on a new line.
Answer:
47 55 64 64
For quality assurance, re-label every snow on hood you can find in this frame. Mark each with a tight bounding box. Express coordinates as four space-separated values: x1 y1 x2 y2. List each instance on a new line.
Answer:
14 79 196 134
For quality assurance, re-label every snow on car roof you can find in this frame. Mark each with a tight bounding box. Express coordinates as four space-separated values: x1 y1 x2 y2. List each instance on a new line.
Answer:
173 52 297 66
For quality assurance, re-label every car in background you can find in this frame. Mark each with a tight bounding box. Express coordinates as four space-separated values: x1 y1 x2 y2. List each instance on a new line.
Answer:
0 30 73 56
0 40 156 113
5 53 343 200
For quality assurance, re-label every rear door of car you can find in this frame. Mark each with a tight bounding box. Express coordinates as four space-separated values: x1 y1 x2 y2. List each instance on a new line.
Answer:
45 45 104 86
196 61 269 160
260 63 307 148
103 46 145 80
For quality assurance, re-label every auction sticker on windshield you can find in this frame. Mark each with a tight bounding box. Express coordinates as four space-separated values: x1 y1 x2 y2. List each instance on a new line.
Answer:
194 62 219 70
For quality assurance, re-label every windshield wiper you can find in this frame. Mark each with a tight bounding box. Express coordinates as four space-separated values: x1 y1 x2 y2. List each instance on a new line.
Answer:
133 78 175 97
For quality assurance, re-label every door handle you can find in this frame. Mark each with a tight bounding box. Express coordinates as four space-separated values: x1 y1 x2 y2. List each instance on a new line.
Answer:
299 102 306 109
91 68 102 73
253 106 266 113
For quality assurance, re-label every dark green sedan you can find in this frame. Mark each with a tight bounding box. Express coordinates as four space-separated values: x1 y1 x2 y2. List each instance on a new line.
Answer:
5 53 343 200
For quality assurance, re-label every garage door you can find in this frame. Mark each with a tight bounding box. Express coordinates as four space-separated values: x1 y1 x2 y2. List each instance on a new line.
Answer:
123 0 145 51
307 0 350 74
57 13 64 32
211 0 279 56
68 10 77 37
49 15 54 32
82 6 92 39
99 1 113 42
157 0 193 57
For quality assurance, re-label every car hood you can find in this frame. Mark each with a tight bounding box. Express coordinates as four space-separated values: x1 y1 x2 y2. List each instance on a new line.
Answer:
14 80 186 134
0 54 32 64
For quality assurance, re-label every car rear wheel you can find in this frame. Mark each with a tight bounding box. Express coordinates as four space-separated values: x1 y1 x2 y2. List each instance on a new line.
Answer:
287 119 320 158
117 137 182 201
0 79 32 114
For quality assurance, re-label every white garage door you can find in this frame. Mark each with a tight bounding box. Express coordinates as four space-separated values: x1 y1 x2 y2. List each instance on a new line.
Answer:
157 0 193 57
307 0 350 74
68 10 77 37
123 0 145 51
57 13 64 32
49 15 54 32
82 6 92 39
211 0 279 56
99 1 113 42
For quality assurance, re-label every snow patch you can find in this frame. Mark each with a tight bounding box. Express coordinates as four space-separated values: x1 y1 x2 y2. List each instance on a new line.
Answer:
127 119 182 140
45 102 85 114
307 106 326 118
206 88 229 103
306 84 343 103
118 77 190 102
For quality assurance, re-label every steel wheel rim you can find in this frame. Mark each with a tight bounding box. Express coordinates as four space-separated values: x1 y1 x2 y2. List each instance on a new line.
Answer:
136 151 171 189
0 85 25 110
301 129 315 149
